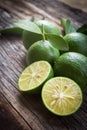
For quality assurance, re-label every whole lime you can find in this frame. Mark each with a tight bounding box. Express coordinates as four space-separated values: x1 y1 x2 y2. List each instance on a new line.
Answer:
26 40 60 66
64 32 87 56
35 19 61 35
54 52 87 90
23 30 42 50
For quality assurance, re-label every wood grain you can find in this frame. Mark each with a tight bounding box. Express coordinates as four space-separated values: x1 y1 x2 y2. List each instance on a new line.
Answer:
0 0 87 130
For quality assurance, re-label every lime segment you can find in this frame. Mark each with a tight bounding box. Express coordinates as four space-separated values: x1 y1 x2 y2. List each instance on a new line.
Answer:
18 61 53 93
42 77 82 116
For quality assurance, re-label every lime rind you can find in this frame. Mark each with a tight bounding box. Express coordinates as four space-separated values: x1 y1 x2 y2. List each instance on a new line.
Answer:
42 77 83 116
18 61 54 93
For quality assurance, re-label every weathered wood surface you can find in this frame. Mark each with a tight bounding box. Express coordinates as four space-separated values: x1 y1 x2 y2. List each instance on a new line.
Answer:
0 0 87 130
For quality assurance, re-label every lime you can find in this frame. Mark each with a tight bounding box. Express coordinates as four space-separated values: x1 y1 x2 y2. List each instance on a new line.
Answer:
18 61 54 93
42 77 82 116
54 52 87 90
23 30 42 50
35 19 61 35
26 40 60 66
64 32 87 56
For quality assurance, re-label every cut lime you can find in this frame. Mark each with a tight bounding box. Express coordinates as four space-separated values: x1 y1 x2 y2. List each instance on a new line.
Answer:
18 61 54 93
42 77 82 116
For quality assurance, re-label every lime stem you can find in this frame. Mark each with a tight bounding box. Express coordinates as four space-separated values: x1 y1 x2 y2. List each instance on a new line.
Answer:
42 24 45 42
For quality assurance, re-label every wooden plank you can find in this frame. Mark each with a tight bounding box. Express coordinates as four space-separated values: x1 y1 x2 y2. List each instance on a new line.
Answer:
0 92 31 130
0 0 87 130
0 0 87 27
0 0 87 26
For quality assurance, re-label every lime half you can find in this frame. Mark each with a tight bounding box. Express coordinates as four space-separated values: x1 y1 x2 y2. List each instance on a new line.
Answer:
42 77 82 116
18 61 53 93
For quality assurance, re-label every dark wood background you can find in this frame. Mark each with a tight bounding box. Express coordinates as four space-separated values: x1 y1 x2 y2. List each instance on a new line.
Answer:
0 0 87 130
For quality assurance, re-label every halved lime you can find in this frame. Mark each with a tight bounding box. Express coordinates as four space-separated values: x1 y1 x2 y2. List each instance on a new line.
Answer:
42 77 82 116
18 61 54 93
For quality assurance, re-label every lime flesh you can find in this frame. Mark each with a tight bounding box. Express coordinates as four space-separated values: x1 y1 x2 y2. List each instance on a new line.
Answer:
42 77 82 116
18 61 53 93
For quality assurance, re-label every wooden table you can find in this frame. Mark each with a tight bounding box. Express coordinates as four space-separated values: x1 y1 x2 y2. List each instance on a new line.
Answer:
0 0 87 130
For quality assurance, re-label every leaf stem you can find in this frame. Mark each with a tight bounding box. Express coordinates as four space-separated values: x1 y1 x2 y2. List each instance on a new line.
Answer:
42 24 45 42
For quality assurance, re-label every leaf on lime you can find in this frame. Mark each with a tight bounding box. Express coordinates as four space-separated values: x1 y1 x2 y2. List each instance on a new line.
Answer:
35 19 61 35
14 19 42 34
0 27 23 35
61 18 76 35
46 34 69 51
77 24 87 35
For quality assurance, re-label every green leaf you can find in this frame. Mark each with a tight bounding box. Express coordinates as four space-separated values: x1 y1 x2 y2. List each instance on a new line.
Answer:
0 27 23 35
77 24 87 35
61 18 76 35
46 34 69 51
14 19 42 34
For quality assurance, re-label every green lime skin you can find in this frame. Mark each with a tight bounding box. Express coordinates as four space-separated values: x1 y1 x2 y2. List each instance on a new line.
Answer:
23 30 42 50
54 52 87 90
64 32 87 56
26 40 60 66
35 20 61 35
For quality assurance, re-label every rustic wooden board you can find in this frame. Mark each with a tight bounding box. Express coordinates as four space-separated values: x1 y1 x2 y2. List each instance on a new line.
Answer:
0 0 87 130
